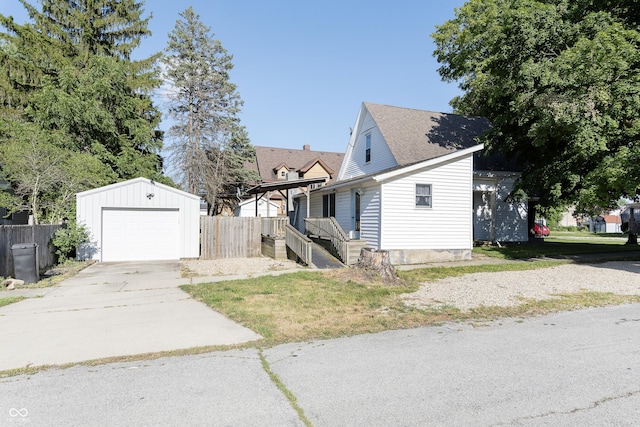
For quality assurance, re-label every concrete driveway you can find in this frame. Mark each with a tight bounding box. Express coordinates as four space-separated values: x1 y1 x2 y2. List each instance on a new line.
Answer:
0 261 260 372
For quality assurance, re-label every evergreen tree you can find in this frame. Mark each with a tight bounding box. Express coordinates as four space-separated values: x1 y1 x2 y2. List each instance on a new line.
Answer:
0 0 166 222
163 7 256 212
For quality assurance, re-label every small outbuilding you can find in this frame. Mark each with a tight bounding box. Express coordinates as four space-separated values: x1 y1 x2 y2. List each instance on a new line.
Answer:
234 198 281 217
76 177 200 262
594 214 622 233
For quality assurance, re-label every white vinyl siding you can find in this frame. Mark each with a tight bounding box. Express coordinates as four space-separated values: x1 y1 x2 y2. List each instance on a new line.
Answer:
473 175 528 242
380 155 473 250
235 199 279 217
340 110 397 179
359 185 381 248
76 178 200 261
293 193 309 233
493 177 528 242
309 192 323 218
333 189 352 234
473 191 492 241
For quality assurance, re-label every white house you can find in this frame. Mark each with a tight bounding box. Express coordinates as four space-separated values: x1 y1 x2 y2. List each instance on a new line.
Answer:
76 177 201 262
234 197 281 217
594 214 622 233
294 102 527 264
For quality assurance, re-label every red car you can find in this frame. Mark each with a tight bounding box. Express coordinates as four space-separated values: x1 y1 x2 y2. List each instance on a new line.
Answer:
533 223 550 237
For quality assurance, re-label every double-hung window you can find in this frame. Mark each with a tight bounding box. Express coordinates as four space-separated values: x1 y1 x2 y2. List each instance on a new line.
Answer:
365 134 371 163
322 193 336 217
416 184 432 208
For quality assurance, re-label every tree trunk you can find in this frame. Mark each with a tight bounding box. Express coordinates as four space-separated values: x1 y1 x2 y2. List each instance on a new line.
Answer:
357 247 400 285
627 208 638 245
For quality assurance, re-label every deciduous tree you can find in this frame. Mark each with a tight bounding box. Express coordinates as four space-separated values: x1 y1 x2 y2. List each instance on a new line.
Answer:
433 0 640 215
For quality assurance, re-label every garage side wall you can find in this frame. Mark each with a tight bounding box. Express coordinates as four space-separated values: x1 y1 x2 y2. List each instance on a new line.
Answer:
76 179 200 261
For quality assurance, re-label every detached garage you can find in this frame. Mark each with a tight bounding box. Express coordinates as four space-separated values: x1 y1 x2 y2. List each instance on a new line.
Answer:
76 177 200 262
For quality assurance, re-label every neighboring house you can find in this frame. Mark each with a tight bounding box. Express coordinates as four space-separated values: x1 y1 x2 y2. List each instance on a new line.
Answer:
246 145 345 215
234 197 280 217
558 206 579 227
594 214 622 233
293 102 527 264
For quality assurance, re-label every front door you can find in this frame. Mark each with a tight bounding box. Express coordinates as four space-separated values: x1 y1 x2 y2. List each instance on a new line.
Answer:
351 189 361 239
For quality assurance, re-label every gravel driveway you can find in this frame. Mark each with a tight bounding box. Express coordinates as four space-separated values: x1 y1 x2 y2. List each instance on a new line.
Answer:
402 260 640 310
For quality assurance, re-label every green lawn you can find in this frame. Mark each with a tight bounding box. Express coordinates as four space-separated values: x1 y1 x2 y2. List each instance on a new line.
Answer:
550 230 626 239
474 235 639 260
181 257 640 346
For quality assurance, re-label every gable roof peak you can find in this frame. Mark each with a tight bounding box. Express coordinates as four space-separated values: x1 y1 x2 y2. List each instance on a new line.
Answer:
360 102 491 166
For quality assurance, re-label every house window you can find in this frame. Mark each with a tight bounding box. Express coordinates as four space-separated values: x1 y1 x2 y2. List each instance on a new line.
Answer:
322 193 336 217
416 184 432 208
365 134 371 163
280 169 286 178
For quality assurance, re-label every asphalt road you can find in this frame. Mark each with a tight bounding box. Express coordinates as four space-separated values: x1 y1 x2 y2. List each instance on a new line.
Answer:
2 303 639 426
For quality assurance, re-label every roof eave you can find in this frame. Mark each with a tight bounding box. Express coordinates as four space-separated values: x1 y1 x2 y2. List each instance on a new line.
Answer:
374 144 484 183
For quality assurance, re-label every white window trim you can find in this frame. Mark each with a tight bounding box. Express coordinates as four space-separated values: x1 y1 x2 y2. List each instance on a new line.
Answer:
415 183 432 208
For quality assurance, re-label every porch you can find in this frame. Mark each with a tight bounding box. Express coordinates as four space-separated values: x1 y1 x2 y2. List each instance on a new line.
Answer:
261 217 367 266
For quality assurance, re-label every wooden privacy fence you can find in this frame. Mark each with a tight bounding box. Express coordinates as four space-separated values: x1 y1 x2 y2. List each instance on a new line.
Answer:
0 225 63 278
200 216 262 259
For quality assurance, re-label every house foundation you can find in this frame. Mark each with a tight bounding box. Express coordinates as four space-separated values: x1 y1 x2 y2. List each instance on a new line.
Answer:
388 248 472 265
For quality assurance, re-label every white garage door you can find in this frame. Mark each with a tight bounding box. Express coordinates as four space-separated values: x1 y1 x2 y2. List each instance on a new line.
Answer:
102 208 180 262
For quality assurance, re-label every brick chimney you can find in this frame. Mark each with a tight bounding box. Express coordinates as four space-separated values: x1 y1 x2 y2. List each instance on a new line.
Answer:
303 144 310 151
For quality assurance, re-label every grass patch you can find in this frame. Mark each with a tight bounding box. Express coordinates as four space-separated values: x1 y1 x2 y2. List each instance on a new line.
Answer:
181 263 640 347
0 296 25 307
466 292 640 319
474 240 640 260
182 270 426 345
550 231 625 239
396 260 566 283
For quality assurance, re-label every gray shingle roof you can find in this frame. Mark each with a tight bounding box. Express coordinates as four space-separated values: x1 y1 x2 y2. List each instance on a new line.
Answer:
364 102 491 166
250 146 345 184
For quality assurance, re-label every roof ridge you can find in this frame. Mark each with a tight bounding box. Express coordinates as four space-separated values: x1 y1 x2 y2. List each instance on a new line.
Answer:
363 101 487 119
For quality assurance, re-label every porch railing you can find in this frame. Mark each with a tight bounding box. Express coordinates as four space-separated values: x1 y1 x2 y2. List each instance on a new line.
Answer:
285 224 312 265
304 217 350 264
261 217 288 237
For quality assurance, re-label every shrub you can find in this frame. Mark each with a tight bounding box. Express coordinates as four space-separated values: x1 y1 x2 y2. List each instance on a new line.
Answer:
51 222 89 263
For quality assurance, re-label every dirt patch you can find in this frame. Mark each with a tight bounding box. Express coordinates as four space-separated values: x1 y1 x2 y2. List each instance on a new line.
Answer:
182 257 303 277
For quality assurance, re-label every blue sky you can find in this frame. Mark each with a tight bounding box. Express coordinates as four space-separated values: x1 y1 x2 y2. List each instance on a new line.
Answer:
3 0 466 154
